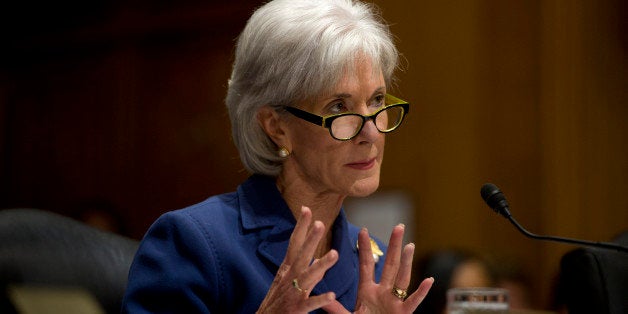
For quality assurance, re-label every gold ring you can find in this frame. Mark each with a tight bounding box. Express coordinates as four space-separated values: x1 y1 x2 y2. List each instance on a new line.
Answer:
391 286 408 300
292 278 307 293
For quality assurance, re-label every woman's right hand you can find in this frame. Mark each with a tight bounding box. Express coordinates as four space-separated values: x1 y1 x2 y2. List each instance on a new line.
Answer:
256 206 339 313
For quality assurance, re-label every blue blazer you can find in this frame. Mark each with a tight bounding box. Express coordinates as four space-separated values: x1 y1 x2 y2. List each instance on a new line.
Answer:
122 175 387 313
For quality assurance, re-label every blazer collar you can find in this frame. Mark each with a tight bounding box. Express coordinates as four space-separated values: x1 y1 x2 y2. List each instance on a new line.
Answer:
238 175 294 231
238 175 298 268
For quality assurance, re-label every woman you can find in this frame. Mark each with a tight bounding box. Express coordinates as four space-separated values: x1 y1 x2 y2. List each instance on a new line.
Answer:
121 0 433 312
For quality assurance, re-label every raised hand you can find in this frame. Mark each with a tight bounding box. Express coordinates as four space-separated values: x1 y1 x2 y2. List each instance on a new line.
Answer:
324 225 434 314
256 206 339 313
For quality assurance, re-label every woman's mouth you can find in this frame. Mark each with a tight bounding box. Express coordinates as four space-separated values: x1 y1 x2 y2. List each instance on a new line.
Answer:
346 158 376 170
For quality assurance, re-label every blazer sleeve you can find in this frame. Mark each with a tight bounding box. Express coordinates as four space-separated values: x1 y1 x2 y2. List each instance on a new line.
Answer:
121 211 223 313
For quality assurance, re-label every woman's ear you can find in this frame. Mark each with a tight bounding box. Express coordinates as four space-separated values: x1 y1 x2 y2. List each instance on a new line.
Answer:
257 105 289 148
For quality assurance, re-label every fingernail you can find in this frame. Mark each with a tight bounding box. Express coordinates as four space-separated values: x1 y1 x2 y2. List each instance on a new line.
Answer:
330 292 336 300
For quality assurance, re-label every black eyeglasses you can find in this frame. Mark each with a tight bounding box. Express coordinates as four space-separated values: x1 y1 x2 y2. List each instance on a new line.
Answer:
283 94 410 141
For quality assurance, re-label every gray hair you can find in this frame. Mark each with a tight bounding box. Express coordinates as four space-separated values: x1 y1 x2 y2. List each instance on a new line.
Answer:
226 0 399 176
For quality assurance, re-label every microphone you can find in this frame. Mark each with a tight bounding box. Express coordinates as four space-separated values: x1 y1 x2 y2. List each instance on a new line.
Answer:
480 183 628 253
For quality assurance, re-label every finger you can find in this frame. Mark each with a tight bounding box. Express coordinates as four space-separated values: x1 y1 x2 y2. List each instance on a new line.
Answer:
380 224 405 285
321 299 351 314
354 304 369 314
302 292 339 313
394 243 415 290
296 249 338 293
271 207 313 303
357 228 375 284
292 220 326 271
404 277 434 310
285 206 312 264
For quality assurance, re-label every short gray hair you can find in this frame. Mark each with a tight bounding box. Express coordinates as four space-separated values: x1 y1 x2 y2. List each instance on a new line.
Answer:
226 0 399 176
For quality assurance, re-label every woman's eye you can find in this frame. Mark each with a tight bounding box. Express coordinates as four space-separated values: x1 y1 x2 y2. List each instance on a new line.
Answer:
327 101 347 114
370 95 386 108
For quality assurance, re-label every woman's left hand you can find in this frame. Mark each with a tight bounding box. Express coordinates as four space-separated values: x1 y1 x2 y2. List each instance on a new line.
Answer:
323 225 434 314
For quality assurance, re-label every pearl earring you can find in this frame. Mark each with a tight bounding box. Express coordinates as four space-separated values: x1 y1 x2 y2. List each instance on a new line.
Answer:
278 147 290 158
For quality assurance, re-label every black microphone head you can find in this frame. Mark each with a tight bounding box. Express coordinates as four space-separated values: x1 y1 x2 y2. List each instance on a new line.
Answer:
481 183 511 218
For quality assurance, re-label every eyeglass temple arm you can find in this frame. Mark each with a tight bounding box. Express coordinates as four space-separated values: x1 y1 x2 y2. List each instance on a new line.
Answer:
284 107 325 127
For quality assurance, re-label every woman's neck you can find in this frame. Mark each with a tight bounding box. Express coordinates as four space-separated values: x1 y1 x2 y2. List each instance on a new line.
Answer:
276 174 345 258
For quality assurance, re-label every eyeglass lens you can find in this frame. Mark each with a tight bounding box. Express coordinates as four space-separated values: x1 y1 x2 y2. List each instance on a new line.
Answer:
330 105 405 139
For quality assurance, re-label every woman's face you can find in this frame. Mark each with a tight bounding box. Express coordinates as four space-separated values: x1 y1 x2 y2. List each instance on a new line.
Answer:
282 58 386 197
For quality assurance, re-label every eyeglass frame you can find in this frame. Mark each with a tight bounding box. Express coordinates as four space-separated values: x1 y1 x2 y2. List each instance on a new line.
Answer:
282 94 410 141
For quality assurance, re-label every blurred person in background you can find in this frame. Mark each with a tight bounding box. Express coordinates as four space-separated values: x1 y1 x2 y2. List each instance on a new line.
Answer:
411 249 494 314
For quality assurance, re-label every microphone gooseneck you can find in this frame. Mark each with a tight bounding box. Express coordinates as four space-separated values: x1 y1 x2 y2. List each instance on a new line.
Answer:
480 183 628 253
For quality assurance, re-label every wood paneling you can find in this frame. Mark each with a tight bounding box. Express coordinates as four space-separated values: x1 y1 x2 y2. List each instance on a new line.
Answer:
537 0 628 306
372 0 627 308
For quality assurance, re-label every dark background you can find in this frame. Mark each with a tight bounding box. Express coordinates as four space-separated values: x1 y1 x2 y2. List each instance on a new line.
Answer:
1 0 627 310
1 0 257 238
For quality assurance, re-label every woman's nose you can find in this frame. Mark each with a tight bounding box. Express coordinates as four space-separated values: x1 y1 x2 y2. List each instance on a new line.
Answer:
355 117 380 143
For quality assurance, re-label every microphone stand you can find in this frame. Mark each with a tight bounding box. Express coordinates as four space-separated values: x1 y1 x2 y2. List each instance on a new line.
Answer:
504 212 628 253
481 183 628 253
